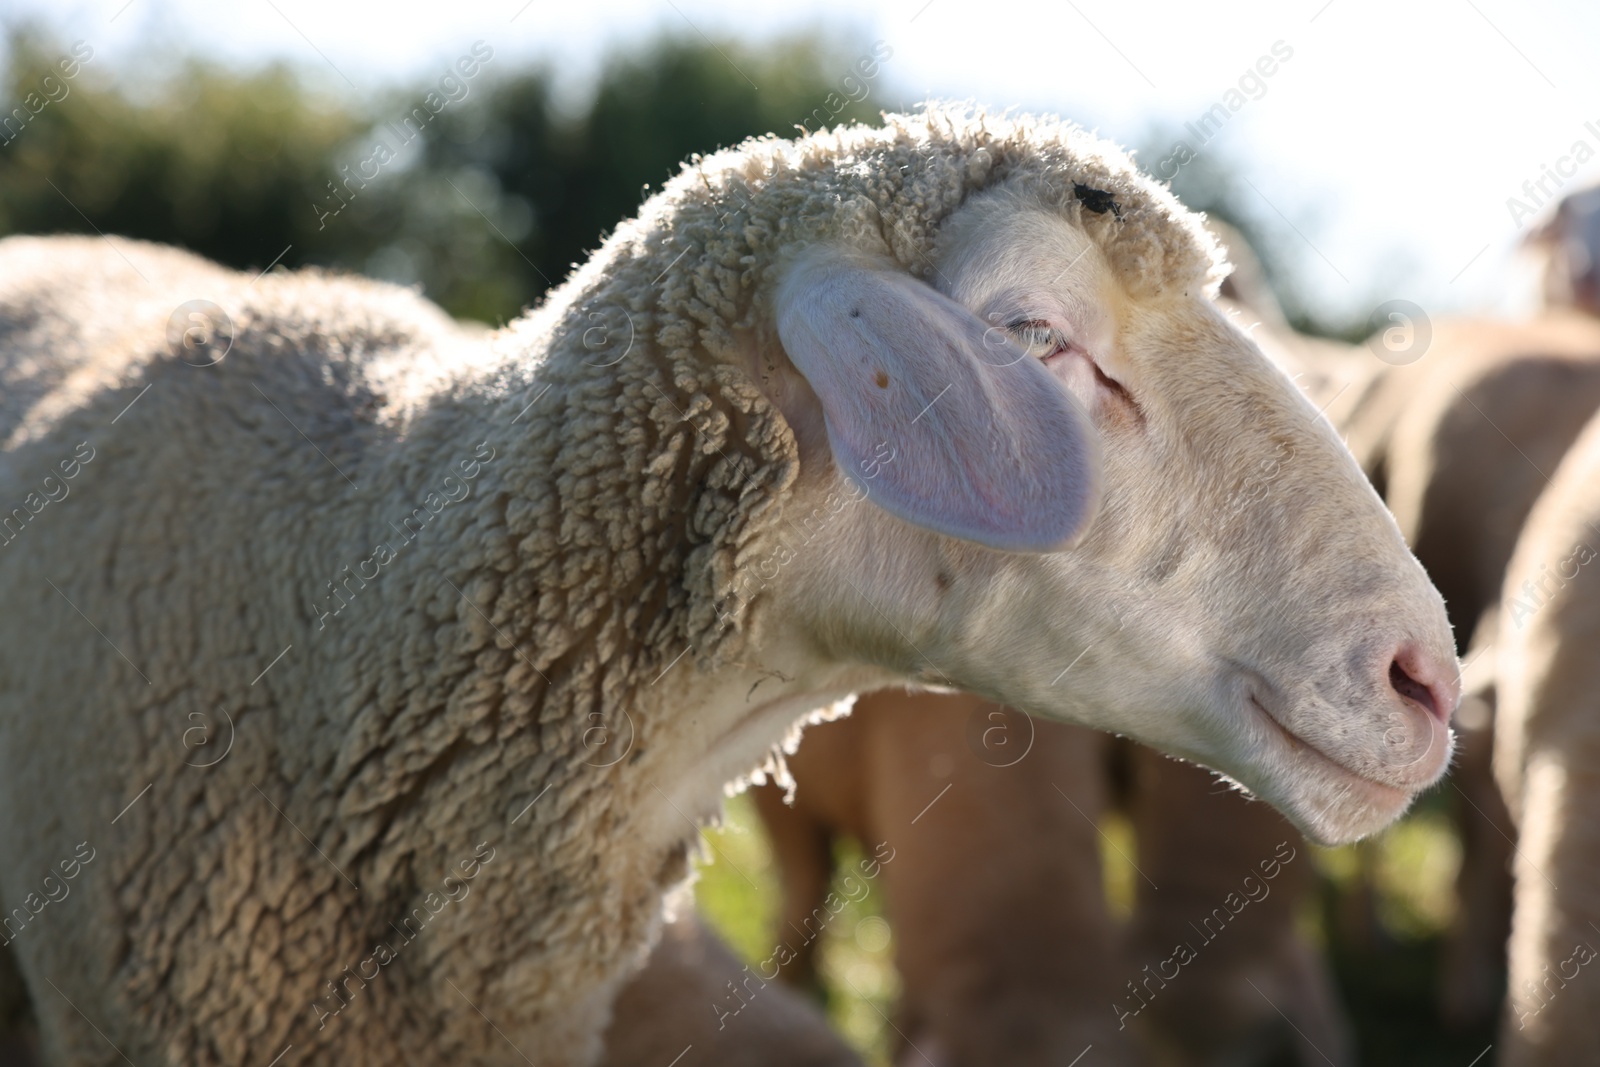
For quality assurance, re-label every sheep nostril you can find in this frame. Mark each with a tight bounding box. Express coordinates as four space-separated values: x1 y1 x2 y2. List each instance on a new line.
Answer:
1388 656 1451 724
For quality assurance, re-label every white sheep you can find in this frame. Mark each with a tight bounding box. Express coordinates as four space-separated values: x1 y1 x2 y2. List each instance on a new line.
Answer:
0 106 1458 1066
1494 403 1600 1066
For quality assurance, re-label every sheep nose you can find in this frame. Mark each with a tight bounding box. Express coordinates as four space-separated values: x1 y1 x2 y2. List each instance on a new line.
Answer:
1387 643 1461 725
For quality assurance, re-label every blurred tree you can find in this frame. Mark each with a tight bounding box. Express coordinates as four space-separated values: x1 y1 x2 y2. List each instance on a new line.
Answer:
0 26 367 273
0 26 892 324
383 32 892 321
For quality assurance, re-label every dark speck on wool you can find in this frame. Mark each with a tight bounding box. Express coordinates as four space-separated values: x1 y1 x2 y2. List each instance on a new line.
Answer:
1073 181 1123 220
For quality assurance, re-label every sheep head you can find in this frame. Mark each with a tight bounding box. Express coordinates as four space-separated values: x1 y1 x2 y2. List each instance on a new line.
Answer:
741 137 1457 847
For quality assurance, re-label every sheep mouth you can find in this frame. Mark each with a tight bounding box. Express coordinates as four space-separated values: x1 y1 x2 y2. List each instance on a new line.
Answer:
1245 693 1412 809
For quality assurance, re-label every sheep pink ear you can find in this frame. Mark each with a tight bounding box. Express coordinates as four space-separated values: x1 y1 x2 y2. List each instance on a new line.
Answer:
776 253 1100 552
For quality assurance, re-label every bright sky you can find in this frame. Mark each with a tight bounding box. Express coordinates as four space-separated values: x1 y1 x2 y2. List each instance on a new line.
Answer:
11 0 1600 327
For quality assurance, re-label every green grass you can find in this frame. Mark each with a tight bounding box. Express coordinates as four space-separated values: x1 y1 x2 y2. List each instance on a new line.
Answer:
694 794 899 1065
692 794 782 965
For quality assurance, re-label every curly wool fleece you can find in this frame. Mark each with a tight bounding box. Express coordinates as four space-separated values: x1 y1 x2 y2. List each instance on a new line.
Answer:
0 105 1222 1066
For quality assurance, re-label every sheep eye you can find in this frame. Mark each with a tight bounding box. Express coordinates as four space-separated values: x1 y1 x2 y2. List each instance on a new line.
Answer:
1006 317 1140 416
1004 318 1068 360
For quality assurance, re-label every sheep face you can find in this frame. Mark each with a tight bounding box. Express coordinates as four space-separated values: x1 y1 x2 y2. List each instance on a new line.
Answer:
769 186 1458 846
1528 182 1600 316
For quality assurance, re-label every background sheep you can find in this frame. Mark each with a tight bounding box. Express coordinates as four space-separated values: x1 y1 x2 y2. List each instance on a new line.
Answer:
752 690 1350 1067
1373 314 1600 1021
1223 215 1600 1027
1525 181 1600 319
752 690 1137 1067
1491 403 1600 1066
0 106 1460 1067
1123 742 1351 1066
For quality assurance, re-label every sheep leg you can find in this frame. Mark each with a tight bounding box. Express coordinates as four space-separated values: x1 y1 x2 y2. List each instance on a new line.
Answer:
1499 752 1600 1067
852 691 1145 1067
749 781 837 1001
1440 694 1515 1027
1127 747 1353 1067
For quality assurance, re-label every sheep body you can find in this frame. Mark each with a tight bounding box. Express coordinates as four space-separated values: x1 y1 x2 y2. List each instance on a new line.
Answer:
0 234 665 1066
1494 404 1600 1065
0 228 814 1065
1356 312 1600 1023
0 110 1219 1066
